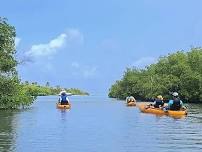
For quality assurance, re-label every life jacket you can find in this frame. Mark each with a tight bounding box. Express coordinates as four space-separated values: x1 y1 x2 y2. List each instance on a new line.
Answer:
61 95 68 102
170 98 181 110
154 99 164 108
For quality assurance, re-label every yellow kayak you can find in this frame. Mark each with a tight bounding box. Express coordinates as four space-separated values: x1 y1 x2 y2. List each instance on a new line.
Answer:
57 103 71 109
139 104 187 117
127 102 136 106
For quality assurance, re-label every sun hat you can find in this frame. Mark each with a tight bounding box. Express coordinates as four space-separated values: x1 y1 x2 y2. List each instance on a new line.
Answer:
59 89 67 95
172 92 178 97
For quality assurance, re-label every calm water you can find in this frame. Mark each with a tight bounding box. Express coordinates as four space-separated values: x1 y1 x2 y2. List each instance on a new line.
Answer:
0 95 202 152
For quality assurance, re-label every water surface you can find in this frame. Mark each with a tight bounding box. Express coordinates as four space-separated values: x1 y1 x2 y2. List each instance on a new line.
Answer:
0 95 202 152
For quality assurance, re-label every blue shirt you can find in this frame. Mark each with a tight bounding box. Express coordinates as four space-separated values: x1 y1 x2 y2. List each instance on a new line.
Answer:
168 99 183 108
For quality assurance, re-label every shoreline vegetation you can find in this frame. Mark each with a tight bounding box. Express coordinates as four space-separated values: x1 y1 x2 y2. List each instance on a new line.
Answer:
22 81 89 96
108 48 202 103
0 17 88 109
0 17 34 109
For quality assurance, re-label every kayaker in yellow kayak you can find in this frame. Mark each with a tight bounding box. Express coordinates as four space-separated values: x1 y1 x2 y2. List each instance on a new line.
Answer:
146 95 164 109
153 95 164 108
139 93 187 116
58 89 70 105
165 92 184 111
126 96 136 106
126 96 136 103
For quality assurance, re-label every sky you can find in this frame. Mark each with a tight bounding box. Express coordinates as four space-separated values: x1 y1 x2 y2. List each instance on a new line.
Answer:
1 0 202 95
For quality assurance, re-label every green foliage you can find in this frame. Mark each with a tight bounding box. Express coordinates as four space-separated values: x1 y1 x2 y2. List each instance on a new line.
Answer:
0 18 17 73
21 82 89 96
66 88 89 95
108 48 202 103
0 18 35 109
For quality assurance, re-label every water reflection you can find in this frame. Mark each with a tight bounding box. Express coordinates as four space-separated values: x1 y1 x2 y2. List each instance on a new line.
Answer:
59 109 70 121
0 110 17 152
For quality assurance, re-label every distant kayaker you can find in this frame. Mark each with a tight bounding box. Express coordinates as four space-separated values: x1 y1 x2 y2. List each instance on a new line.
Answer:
126 96 136 103
58 90 70 105
153 95 164 108
167 92 183 110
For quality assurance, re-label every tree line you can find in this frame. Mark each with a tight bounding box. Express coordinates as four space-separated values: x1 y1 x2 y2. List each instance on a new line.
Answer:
108 48 202 103
22 81 89 96
0 17 34 108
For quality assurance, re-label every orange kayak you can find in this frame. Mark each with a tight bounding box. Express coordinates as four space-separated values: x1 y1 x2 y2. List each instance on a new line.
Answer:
139 104 187 116
57 103 71 109
127 102 136 106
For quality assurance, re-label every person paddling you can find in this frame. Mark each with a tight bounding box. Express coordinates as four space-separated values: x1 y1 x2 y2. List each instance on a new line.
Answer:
126 96 136 103
153 95 164 108
166 92 184 111
58 89 70 105
146 95 164 109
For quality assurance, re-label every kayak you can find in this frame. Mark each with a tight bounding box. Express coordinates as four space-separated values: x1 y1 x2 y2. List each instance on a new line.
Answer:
57 103 71 109
127 102 136 106
139 104 187 116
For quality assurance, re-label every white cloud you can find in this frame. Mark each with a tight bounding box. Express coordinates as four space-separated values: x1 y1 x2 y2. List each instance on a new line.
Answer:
26 34 66 57
132 57 157 69
26 29 84 57
49 34 67 48
15 37 21 47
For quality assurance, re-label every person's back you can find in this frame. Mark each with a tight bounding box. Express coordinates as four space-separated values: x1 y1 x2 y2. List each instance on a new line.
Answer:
169 97 182 110
59 90 70 105
153 95 164 108
168 92 183 110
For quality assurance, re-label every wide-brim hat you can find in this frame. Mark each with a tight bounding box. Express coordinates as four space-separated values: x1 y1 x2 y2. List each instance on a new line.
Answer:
59 90 67 95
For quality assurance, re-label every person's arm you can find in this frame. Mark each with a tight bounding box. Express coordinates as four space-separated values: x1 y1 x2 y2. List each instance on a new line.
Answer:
58 97 61 102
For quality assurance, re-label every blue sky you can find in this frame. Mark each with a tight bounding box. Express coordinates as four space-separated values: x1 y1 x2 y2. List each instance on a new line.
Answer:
1 0 202 94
